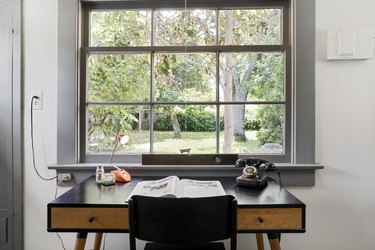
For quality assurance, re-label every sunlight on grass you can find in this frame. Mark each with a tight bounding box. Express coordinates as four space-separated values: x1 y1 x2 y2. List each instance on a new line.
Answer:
124 130 260 154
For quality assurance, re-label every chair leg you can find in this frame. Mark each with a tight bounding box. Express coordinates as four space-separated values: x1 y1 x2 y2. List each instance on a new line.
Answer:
267 233 281 250
93 233 103 250
256 233 265 250
74 232 88 250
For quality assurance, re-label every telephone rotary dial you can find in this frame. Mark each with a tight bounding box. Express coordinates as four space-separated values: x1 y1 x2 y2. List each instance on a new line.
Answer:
235 158 277 188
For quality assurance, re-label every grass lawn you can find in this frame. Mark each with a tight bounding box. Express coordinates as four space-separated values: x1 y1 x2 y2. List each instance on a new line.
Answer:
124 130 260 154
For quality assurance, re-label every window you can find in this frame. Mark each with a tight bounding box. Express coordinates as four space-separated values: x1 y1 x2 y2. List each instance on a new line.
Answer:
57 0 315 165
79 0 291 163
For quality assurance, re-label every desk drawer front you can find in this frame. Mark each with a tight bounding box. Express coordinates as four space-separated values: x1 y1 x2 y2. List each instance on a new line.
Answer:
50 207 303 231
50 207 128 230
237 208 303 230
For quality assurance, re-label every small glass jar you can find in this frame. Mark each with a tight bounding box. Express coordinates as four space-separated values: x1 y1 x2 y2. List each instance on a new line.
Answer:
96 165 104 183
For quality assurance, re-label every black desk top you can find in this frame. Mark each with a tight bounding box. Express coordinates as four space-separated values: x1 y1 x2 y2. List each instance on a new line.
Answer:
49 176 305 209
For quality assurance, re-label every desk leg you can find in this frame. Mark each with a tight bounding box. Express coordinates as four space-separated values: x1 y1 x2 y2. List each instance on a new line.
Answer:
94 233 103 250
267 233 281 250
256 233 265 250
74 232 88 250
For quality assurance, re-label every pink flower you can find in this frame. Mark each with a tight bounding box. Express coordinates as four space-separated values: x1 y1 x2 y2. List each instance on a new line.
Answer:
116 132 126 141
116 132 129 145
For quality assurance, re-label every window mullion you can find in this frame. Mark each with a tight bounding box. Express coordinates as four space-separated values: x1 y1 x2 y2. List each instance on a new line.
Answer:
150 51 155 153
85 45 289 53
215 51 220 153
150 9 155 153
215 8 220 154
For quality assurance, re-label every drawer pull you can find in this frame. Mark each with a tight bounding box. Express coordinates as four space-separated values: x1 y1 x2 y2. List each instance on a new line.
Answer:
258 217 264 223
88 217 95 223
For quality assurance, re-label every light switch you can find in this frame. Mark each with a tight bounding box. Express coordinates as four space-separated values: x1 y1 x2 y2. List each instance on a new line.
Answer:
338 30 355 56
327 29 374 60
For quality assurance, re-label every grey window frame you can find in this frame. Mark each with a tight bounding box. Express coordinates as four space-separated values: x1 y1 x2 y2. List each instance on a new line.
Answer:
57 0 315 165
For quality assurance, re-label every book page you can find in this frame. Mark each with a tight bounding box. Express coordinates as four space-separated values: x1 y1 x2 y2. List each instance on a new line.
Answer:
127 176 179 199
177 179 226 198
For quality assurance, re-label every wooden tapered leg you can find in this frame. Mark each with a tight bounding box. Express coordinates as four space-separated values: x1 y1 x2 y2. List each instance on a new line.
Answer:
74 232 88 250
93 233 103 250
267 233 281 250
256 233 265 250
268 238 281 250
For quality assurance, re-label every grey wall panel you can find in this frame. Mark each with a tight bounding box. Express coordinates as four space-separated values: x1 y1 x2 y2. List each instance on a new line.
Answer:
0 0 12 210
0 217 7 244
0 1 12 248
0 0 22 249
0 0 11 249
11 0 23 249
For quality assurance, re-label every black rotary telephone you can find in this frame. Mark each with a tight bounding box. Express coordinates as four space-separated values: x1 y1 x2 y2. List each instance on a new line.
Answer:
235 158 279 188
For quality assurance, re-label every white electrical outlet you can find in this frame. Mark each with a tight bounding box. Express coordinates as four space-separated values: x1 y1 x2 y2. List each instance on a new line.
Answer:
58 173 72 181
31 91 43 110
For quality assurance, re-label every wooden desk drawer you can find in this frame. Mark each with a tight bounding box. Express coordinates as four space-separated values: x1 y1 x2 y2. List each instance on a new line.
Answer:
237 208 303 230
50 207 303 231
50 207 128 230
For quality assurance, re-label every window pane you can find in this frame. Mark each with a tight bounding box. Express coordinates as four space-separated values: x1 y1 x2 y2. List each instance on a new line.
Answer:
219 104 284 154
219 9 281 45
155 9 216 46
88 54 150 102
154 53 216 102
153 105 217 153
87 105 150 154
90 10 151 46
219 52 284 102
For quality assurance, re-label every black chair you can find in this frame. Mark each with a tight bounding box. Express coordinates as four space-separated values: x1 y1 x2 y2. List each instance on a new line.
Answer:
128 195 237 250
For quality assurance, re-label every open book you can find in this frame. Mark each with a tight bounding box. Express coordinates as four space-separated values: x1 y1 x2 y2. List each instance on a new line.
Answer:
127 176 226 199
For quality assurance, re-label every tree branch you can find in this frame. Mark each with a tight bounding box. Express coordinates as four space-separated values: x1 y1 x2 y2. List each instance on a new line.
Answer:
179 56 215 76
241 53 260 83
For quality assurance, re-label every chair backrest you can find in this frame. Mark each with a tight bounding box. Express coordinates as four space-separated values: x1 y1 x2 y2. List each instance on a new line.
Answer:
128 195 237 250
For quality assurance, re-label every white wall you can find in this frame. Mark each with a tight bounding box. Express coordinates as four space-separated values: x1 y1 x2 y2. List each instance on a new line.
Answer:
23 0 62 249
23 0 375 249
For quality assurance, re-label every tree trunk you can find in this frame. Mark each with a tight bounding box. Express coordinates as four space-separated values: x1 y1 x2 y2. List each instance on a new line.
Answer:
171 112 181 139
138 109 143 135
232 73 248 141
232 53 260 142
223 91 233 153
232 106 247 141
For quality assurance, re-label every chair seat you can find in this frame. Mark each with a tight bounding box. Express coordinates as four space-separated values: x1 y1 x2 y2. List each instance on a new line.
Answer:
144 242 226 250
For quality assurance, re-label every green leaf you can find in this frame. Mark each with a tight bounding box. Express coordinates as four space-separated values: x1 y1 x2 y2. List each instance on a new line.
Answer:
186 29 196 37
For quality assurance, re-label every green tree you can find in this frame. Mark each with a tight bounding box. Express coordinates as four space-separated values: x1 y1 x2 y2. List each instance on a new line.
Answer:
218 9 281 149
88 11 152 150
251 53 284 145
87 8 284 152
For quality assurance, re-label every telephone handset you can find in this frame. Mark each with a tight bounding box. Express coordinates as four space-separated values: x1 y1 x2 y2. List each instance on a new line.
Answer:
235 158 277 188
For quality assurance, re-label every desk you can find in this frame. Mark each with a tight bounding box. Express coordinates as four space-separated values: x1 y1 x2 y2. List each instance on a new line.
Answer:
48 176 305 250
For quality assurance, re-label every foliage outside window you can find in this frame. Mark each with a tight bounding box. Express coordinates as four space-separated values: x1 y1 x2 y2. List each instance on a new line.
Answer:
81 1 290 161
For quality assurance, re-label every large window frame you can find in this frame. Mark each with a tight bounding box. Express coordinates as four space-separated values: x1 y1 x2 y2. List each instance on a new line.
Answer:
57 0 315 165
